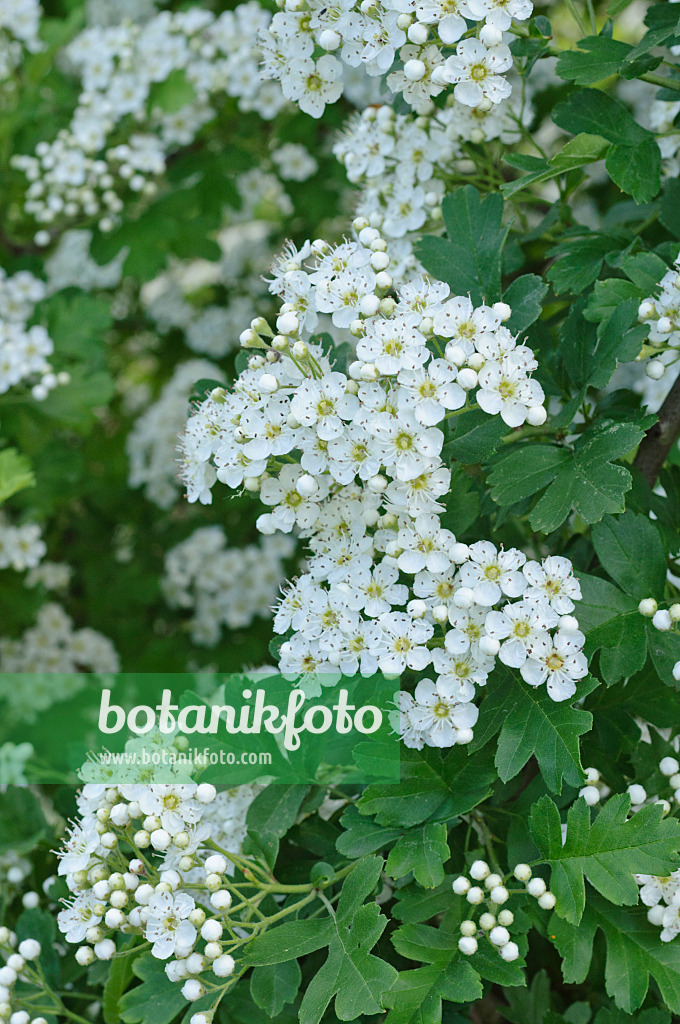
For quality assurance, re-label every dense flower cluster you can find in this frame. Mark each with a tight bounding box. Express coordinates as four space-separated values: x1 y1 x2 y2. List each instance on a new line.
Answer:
258 0 531 118
452 859 555 961
638 596 680 682
0 0 42 82
128 359 223 509
55 783 260 990
0 928 45 1024
178 227 586 734
637 253 680 385
11 4 288 236
0 602 119 679
162 526 295 645
334 96 527 273
0 515 45 572
0 269 65 399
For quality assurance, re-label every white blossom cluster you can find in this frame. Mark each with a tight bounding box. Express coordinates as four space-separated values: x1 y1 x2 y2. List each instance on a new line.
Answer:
25 561 72 591
128 359 223 509
452 859 555 962
0 0 42 82
0 929 45 1024
162 526 295 646
258 0 531 119
54 782 261 999
0 268 65 399
637 599 680 683
333 96 527 276
178 228 586 737
44 229 126 294
0 515 45 572
0 602 119 680
637 253 680 385
10 3 288 237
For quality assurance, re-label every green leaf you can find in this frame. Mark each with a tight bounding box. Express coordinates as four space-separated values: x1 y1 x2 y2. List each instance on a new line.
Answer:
148 68 197 113
0 786 49 854
530 794 680 925
529 420 646 533
244 919 335 966
550 133 610 171
550 894 680 1013
557 37 634 85
119 953 189 1024
357 746 496 827
660 179 680 239
383 960 481 1024
416 187 507 305
0 448 35 504
250 961 301 1017
336 805 404 858
575 573 646 686
591 512 667 599
297 856 399 1024
501 969 551 1024
104 943 141 1024
472 666 595 793
385 823 450 888
552 89 649 145
488 445 569 508
606 139 661 204
45 290 112 361
444 408 508 465
547 232 622 295
503 274 548 334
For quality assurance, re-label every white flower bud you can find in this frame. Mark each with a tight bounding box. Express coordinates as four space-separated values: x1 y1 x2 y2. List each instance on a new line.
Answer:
404 59 426 81
21 892 39 910
579 785 600 806
210 890 232 911
479 636 500 657
181 980 205 1001
526 406 547 426
526 878 546 898
258 373 279 394
276 311 299 335
450 542 470 563
408 599 429 619
479 913 496 930
653 609 672 631
490 926 510 947
627 784 647 805
150 829 171 851
638 597 658 617
75 947 94 966
498 910 514 926
367 474 387 493
638 300 656 320
94 939 115 961
480 23 503 45
648 905 665 925
490 886 509 905
360 294 381 317
407 22 429 43
500 941 519 962
213 954 235 978
660 757 680 776
646 360 665 380
469 860 490 880
466 886 485 904
17 937 39 962
445 343 467 367
558 615 579 633
457 368 478 390
538 892 556 910
297 473 318 497
460 919 477 936
319 28 341 49
452 876 470 895
433 604 449 624
201 920 223 942
453 587 475 609
485 873 502 890
458 936 477 955
457 728 475 744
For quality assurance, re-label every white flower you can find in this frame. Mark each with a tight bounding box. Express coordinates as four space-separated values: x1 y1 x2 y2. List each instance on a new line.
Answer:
484 599 557 667
523 556 582 614
343 561 409 617
520 631 587 701
397 513 454 573
57 819 101 877
476 355 544 427
638 873 680 907
443 38 513 107
280 55 344 118
391 690 427 749
377 611 433 672
357 316 429 375
138 786 202 834
145 891 197 960
397 360 465 424
291 372 359 439
457 541 526 606
410 677 478 746
58 892 103 943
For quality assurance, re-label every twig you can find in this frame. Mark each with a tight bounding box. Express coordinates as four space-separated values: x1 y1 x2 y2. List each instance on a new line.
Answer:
633 373 680 487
